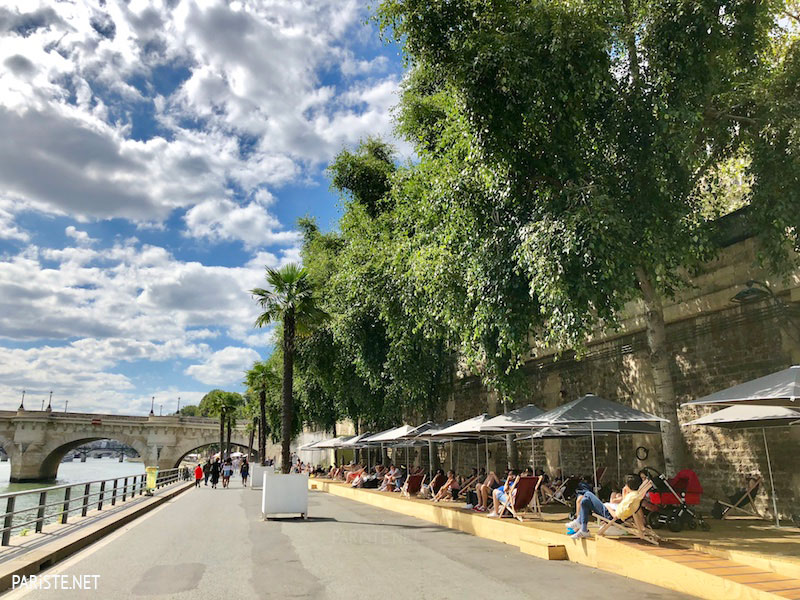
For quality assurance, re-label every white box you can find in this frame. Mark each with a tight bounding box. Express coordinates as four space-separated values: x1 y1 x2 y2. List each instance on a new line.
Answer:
261 472 308 519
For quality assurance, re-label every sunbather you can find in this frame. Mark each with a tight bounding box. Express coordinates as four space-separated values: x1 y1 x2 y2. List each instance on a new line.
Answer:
379 464 403 491
474 470 505 512
567 474 650 539
487 470 518 517
535 468 554 500
432 470 462 502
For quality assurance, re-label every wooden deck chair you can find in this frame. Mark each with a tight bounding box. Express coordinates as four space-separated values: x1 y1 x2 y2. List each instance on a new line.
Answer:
713 475 764 520
401 473 425 498
456 474 480 499
544 476 580 506
595 466 608 485
596 480 660 545
498 476 543 522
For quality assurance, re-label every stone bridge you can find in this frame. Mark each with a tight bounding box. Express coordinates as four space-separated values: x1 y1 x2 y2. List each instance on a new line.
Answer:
0 410 250 482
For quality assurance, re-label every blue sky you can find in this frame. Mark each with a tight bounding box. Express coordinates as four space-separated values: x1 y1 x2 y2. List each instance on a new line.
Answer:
0 0 407 414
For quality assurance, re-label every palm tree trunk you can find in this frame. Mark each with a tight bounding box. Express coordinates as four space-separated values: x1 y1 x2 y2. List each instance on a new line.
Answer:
247 424 255 462
637 267 685 475
218 410 225 462
259 389 267 466
281 310 296 474
226 416 232 458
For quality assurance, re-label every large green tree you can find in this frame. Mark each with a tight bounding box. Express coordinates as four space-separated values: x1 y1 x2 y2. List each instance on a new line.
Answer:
377 0 792 473
253 265 327 473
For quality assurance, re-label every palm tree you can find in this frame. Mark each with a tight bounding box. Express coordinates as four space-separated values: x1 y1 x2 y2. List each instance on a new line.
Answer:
205 390 242 460
252 264 327 473
244 361 277 466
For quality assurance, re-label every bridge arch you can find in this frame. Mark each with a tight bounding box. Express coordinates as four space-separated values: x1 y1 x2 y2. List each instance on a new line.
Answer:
171 441 256 468
0 412 250 482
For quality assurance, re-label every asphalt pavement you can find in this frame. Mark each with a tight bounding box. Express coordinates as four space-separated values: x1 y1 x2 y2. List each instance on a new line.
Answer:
3 481 693 599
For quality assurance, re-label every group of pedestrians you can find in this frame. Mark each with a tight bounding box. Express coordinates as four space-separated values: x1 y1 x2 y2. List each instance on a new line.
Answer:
193 456 250 489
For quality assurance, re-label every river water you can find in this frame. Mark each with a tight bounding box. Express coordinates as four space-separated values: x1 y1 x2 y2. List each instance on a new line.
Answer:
0 458 150 534
0 457 145 495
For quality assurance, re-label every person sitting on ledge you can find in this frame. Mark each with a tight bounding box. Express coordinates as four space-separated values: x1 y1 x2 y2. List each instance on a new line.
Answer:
566 474 651 539
487 470 519 517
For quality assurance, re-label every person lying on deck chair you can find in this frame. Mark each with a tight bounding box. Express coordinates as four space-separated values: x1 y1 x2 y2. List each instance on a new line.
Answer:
422 469 446 498
487 470 519 517
379 464 403 492
432 470 462 502
474 470 505 512
566 474 652 539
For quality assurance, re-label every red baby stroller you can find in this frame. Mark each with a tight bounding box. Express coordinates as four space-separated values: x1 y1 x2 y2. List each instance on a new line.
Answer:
642 467 710 532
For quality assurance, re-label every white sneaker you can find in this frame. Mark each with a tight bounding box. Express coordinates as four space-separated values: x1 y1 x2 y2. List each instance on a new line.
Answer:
565 518 580 531
570 529 591 539
604 525 628 536
465 504 473 510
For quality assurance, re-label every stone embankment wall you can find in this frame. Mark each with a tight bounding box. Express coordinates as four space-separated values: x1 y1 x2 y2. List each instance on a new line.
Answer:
410 232 800 517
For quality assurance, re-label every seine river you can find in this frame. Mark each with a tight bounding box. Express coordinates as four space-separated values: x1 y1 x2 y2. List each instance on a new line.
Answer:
0 458 146 495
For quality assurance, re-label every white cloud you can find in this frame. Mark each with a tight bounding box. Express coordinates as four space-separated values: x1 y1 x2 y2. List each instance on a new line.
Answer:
65 225 96 245
183 197 301 249
0 0 405 248
184 346 261 386
0 237 280 410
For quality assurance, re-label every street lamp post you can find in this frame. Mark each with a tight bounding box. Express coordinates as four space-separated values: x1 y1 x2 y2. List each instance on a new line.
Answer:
149 396 155 416
18 390 25 411
177 396 181 414
159 404 163 417
64 399 68 412
46 391 52 412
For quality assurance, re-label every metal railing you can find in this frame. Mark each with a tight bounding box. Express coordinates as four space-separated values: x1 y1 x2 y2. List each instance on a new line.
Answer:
0 467 190 545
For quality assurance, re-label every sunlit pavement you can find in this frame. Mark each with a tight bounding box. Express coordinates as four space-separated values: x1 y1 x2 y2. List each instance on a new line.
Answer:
6 482 692 599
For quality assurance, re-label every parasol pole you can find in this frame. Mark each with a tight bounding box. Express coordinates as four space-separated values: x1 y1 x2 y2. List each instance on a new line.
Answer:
484 436 489 471
476 442 480 471
589 421 597 494
762 428 780 528
428 440 434 477
531 428 536 471
617 434 621 484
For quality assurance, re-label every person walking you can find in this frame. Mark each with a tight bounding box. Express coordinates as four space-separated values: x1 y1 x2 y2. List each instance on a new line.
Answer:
203 461 211 486
240 458 250 487
222 458 233 488
210 458 221 489
193 464 203 488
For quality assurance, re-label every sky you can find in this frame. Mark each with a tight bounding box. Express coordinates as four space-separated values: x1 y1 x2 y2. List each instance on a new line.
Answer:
0 0 407 415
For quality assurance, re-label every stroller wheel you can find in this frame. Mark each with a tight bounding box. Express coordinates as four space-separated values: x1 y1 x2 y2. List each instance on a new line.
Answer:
647 511 663 530
700 520 711 532
668 518 683 532
687 518 697 530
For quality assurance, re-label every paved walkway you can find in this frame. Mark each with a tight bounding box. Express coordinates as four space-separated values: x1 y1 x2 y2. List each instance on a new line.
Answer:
5 482 692 599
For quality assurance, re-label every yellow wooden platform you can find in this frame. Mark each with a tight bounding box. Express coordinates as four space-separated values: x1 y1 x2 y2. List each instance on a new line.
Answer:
309 479 800 600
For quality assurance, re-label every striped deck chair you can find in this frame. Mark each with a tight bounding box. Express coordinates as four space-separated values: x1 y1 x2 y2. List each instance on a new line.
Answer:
544 476 580 506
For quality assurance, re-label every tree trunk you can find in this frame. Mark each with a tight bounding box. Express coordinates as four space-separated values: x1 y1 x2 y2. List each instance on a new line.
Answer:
502 401 519 469
637 267 685 475
281 310 296 474
259 390 267 466
218 410 225 462
247 424 255 462
226 416 232 459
